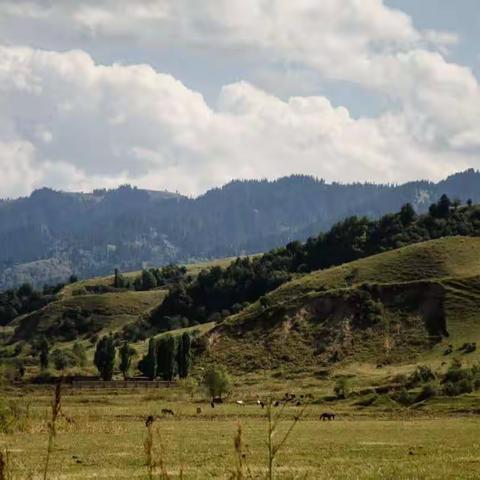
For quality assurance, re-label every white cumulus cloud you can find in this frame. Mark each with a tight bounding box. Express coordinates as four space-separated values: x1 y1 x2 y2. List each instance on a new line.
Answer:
0 45 478 198
0 1 478 197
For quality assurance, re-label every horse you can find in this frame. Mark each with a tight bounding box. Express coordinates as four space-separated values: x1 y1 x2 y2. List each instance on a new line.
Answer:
320 412 335 421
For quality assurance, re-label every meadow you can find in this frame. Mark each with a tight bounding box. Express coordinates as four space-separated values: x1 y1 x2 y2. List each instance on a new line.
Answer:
1 383 479 480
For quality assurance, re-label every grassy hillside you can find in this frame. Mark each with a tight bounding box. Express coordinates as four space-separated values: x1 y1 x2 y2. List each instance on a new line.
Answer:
60 256 244 298
9 256 242 345
205 237 480 372
266 236 480 304
3 236 480 390
12 290 168 342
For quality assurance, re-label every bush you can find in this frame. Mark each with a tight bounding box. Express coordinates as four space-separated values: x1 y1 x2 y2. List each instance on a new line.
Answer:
408 365 436 387
202 365 232 401
439 358 477 396
392 388 411 406
442 378 473 396
464 343 477 354
415 383 438 403
443 361 470 384
333 377 351 399
51 349 77 370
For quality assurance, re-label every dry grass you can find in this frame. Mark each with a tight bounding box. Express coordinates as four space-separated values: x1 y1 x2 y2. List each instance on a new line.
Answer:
0 384 479 479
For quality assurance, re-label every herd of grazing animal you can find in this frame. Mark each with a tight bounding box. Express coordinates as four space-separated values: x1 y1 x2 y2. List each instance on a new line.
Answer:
146 392 336 425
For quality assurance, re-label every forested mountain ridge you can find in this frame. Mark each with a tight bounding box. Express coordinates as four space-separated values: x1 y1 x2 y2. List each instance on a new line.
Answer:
1 169 479 290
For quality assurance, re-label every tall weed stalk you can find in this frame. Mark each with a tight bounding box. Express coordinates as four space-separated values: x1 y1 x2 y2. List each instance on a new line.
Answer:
43 381 62 480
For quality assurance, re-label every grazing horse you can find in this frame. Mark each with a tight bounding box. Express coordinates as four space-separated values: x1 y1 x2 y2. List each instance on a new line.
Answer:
161 408 174 416
320 412 335 421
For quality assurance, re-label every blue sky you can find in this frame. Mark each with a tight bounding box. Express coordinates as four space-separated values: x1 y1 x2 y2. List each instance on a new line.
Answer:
0 1 479 197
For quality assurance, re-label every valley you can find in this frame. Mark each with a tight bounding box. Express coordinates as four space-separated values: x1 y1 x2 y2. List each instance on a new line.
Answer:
1 196 480 479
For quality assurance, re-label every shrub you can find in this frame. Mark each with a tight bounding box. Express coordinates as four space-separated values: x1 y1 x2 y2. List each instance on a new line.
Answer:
457 378 474 394
392 388 411 406
51 349 77 371
472 364 480 390
415 383 438 403
443 378 473 396
333 377 351 399
408 365 436 387
443 361 470 384
202 365 232 401
464 343 477 354
259 296 271 310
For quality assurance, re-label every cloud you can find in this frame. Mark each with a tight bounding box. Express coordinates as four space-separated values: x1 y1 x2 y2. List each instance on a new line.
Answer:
0 45 478 199
0 2 478 197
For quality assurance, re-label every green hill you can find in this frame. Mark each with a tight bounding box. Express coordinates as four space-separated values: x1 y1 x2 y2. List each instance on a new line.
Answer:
3 236 480 387
204 237 480 372
8 256 239 345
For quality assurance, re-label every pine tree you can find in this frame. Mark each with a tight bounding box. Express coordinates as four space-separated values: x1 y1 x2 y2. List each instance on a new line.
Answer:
399 203 416 225
119 341 136 380
157 334 177 381
138 338 157 380
94 335 116 381
39 336 49 370
141 269 158 291
114 268 126 288
177 332 192 379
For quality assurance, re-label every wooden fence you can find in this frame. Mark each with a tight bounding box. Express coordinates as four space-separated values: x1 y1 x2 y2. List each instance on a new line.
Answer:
71 380 175 389
23 379 176 390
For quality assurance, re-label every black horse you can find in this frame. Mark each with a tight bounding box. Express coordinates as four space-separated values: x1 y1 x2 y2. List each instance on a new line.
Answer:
320 412 335 421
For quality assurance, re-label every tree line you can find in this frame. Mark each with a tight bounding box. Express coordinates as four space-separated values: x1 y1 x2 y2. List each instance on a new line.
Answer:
0 278 77 326
35 332 193 382
119 194 480 337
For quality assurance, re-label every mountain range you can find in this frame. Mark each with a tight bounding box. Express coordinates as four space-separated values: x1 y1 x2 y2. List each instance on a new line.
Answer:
1 168 479 290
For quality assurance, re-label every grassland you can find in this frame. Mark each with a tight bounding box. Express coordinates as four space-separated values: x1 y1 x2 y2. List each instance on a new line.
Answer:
2 238 480 478
1 385 480 479
209 237 480 372
254 236 480 307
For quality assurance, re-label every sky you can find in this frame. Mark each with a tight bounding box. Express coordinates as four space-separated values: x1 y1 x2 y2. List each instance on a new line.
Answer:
0 1 480 198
